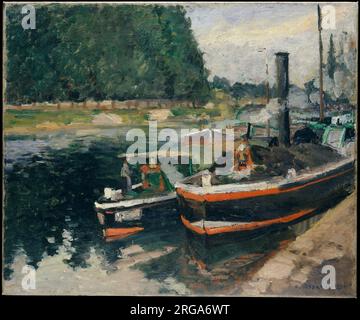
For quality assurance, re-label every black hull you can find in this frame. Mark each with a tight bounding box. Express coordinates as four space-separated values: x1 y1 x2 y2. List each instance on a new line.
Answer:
185 203 341 245
178 161 355 237
184 208 331 269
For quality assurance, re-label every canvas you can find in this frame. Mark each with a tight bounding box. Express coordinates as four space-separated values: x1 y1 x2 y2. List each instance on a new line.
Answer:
2 2 357 298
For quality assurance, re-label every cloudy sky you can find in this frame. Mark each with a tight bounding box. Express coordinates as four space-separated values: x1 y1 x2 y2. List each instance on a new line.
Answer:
184 2 357 87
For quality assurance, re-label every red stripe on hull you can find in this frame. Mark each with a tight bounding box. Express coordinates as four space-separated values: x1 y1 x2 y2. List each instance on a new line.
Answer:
104 227 144 241
177 168 352 203
181 208 316 236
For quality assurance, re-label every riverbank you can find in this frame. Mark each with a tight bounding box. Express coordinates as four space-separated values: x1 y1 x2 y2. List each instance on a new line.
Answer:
3 108 220 136
235 193 356 297
3 91 266 135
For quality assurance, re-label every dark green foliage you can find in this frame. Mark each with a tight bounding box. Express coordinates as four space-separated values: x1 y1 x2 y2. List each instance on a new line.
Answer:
230 82 267 99
231 82 243 100
327 34 336 80
5 4 210 104
304 79 316 103
211 76 231 93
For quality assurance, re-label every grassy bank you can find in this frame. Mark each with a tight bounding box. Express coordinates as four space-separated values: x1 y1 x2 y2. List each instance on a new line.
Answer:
3 107 216 133
2 101 234 135
3 90 268 135
4 109 146 129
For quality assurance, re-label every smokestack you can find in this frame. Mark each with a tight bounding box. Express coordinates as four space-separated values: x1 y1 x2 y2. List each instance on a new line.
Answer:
275 52 289 101
275 52 290 147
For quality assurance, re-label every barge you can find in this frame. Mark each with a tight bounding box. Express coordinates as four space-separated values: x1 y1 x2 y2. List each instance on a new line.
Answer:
175 48 356 243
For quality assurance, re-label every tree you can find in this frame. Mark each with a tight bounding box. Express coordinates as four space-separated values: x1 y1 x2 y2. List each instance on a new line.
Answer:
5 4 210 104
230 82 266 100
212 76 231 92
5 5 62 104
231 82 243 100
304 79 316 103
327 34 336 80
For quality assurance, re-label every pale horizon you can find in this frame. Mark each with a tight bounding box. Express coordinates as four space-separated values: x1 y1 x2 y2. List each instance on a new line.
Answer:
185 2 358 88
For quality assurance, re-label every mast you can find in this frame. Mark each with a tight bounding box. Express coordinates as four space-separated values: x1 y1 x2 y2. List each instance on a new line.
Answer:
318 4 325 122
257 47 271 136
266 62 270 137
266 62 270 104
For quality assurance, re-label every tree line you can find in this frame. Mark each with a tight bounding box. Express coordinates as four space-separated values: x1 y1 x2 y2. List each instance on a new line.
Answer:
5 4 210 105
212 31 356 106
211 76 274 100
304 33 356 105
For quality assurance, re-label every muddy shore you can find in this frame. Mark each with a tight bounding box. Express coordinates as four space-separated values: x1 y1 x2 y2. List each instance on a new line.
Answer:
234 193 357 297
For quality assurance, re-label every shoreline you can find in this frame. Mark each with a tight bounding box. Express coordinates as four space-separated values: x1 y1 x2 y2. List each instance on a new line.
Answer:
3 120 200 136
235 193 356 297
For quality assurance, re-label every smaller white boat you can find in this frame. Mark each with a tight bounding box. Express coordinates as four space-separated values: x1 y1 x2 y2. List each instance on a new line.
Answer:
94 152 187 241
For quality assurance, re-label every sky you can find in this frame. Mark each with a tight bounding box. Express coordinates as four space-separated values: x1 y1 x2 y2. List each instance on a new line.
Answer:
184 2 357 87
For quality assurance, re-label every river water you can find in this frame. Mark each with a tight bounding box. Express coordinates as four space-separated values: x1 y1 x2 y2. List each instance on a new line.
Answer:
3 128 329 295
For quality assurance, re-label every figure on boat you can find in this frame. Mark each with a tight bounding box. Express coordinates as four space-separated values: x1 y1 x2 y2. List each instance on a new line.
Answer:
121 158 132 194
234 138 254 172
140 163 166 192
175 48 355 244
95 157 179 241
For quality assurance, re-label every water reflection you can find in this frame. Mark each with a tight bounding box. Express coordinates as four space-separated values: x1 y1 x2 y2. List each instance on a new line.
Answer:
3 133 344 293
4 136 128 278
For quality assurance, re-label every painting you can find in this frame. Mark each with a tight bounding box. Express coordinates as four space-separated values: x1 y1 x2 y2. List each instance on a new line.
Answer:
2 2 357 298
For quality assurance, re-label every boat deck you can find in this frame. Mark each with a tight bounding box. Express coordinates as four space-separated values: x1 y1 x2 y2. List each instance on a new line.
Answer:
182 143 346 187
95 191 176 210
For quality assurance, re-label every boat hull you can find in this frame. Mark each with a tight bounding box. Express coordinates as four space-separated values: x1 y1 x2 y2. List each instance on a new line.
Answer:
177 160 355 239
95 197 177 241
